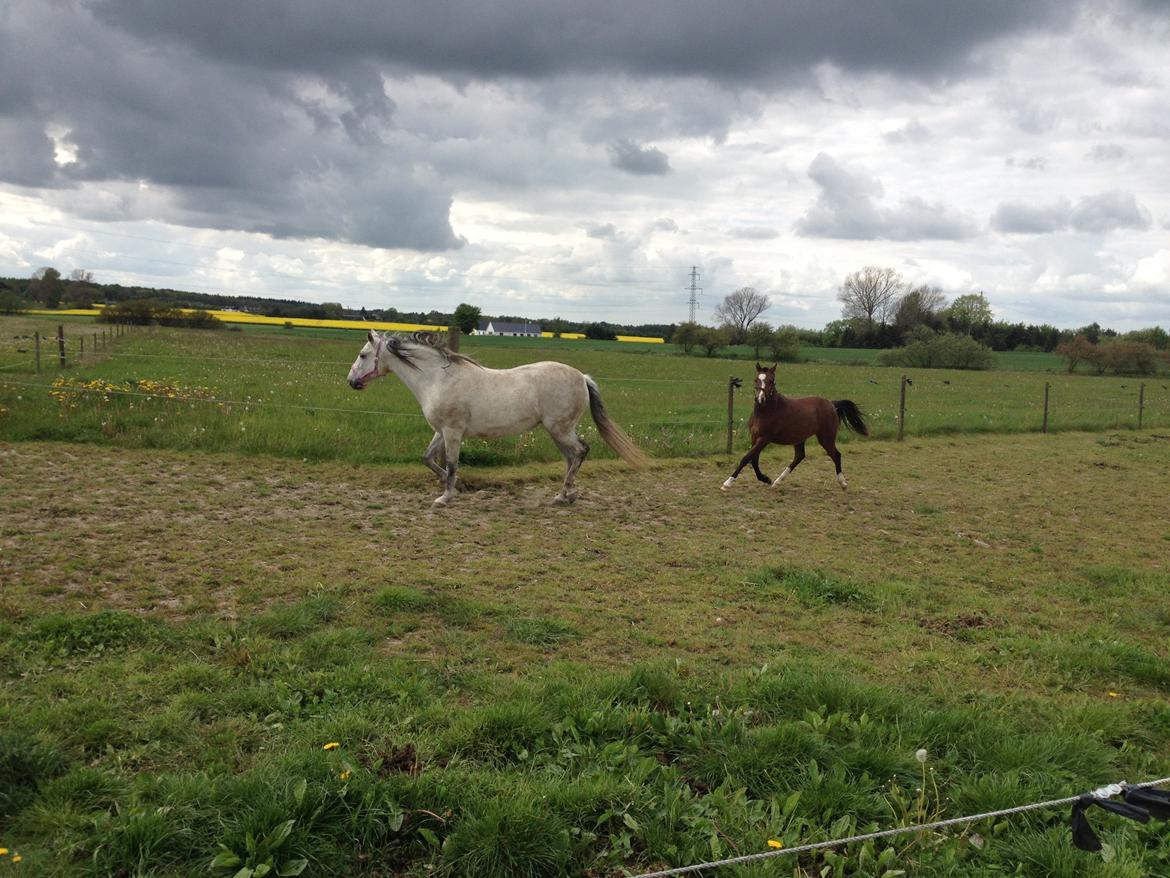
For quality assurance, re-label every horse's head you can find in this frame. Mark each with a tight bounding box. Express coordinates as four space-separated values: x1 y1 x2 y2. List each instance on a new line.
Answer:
348 330 459 389
348 330 387 390
754 362 777 404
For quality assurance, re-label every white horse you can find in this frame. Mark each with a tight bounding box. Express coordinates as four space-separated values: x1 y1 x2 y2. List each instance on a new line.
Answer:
347 331 647 506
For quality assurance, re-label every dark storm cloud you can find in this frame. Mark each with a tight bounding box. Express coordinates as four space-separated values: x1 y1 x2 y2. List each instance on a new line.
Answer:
0 0 462 250
795 153 976 241
608 140 671 175
88 0 1065 84
993 191 1151 234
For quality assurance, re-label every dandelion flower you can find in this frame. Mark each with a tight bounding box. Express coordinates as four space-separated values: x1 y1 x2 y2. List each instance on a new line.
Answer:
767 840 783 849
339 770 351 781
1108 691 1119 698
0 848 8 855
323 742 340 750
12 853 21 863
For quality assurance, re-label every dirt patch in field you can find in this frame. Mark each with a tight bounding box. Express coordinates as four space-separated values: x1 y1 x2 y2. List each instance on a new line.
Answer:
4 433 1170 692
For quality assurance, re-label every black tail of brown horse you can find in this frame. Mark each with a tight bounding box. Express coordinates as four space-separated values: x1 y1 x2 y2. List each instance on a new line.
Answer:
834 400 869 436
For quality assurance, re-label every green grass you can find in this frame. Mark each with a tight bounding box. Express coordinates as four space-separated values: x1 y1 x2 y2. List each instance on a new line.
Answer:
3 432 1170 875
3 319 1170 875
2 316 1167 468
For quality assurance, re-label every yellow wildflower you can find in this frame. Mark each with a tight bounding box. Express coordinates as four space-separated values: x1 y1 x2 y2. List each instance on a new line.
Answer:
339 770 351 781
323 742 340 751
1108 691 1119 698
767 839 783 849
0 848 8 855
11 853 21 863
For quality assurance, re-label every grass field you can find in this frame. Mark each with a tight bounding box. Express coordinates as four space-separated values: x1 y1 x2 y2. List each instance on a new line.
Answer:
3 429 1170 876
3 316 1170 875
1 317 1166 470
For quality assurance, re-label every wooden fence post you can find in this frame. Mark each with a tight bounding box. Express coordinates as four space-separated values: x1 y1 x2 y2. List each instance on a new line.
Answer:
1138 383 1145 430
80 336 84 356
898 375 908 441
726 377 742 454
34 331 41 373
1042 382 1049 434
57 325 66 368
448 326 460 352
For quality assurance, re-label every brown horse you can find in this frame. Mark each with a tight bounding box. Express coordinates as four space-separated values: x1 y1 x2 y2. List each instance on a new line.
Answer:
721 363 868 492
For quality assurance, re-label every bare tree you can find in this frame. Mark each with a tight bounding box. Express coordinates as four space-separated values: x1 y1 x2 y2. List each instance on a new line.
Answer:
838 267 903 330
714 287 770 344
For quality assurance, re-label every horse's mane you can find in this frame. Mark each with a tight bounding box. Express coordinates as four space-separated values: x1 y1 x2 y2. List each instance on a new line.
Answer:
408 331 485 369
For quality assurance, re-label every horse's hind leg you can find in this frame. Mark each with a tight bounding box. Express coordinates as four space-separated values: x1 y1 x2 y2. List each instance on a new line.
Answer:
551 428 590 505
817 434 847 490
771 442 805 488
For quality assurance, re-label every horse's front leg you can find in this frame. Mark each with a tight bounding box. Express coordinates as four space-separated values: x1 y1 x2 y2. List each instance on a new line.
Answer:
423 431 446 482
722 437 768 490
433 430 463 507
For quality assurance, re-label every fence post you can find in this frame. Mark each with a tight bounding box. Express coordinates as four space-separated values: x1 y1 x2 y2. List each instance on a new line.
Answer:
448 326 460 352
1042 382 1050 434
1138 383 1145 430
57 325 66 368
35 331 41 373
898 375 908 441
80 336 84 356
726 377 742 454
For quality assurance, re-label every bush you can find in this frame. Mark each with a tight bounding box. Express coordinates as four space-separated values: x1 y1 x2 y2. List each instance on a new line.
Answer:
767 326 801 362
876 332 995 370
584 322 618 341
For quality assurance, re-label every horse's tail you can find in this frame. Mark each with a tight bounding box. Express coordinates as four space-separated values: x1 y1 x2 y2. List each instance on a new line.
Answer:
833 399 869 436
585 376 649 469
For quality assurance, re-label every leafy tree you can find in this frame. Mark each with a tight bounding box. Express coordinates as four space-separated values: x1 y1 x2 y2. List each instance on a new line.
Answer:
893 284 946 339
545 316 569 338
452 303 482 335
714 287 770 344
838 267 903 332
944 293 993 335
700 326 730 357
1098 339 1160 374
1054 334 1095 373
29 267 63 308
1125 326 1169 351
584 322 618 340
320 302 345 319
0 289 25 313
768 326 801 362
673 321 703 354
745 321 774 358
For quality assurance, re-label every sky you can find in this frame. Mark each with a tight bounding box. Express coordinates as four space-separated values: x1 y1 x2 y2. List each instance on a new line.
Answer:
1 0 1168 331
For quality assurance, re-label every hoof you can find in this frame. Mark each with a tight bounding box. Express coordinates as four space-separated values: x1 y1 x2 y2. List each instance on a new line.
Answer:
552 491 578 506
836 474 848 490
432 495 451 508
720 477 735 491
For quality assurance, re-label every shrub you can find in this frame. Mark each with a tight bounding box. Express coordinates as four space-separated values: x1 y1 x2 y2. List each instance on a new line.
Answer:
876 332 995 369
767 325 801 362
584 322 618 341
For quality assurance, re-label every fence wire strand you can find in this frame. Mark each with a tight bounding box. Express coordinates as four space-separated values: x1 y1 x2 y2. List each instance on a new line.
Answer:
628 776 1170 878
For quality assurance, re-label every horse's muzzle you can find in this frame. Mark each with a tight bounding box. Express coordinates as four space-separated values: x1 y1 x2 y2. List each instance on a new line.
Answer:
348 377 365 390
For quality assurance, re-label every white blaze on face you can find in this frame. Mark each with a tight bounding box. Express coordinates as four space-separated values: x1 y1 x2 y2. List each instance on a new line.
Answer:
756 372 767 404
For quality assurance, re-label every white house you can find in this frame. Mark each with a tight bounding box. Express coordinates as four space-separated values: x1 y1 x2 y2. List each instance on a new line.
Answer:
475 320 542 337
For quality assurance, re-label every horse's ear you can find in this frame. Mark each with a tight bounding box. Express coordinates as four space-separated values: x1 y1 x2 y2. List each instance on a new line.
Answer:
770 363 777 372
755 362 763 372
367 330 377 344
